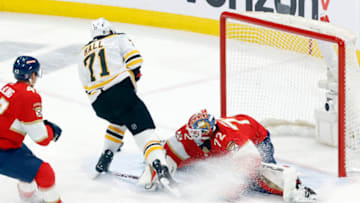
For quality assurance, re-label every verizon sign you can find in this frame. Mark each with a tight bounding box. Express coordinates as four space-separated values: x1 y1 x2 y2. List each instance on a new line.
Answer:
58 0 359 47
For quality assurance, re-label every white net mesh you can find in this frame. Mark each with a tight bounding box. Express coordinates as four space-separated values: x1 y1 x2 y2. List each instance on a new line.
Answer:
223 12 360 175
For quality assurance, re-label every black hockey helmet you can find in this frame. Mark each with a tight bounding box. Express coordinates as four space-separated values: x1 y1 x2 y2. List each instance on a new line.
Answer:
13 56 40 80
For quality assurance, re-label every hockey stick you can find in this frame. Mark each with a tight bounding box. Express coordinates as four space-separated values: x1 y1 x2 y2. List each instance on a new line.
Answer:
92 171 139 181
111 171 182 197
94 170 182 197
108 171 139 180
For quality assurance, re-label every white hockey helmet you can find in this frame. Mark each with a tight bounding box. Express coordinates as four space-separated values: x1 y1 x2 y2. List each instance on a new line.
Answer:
90 17 113 38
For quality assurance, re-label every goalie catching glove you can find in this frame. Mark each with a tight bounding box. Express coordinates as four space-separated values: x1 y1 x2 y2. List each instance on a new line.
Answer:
44 120 62 142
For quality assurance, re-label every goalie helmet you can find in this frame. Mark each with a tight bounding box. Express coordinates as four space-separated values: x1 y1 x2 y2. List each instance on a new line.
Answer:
91 17 113 39
187 109 216 141
13 56 41 81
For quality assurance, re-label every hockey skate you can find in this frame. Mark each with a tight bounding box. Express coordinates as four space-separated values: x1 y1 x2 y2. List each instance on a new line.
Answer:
19 193 44 203
18 189 44 203
288 183 317 203
282 166 317 203
17 182 45 203
283 177 317 202
152 159 180 197
95 149 114 173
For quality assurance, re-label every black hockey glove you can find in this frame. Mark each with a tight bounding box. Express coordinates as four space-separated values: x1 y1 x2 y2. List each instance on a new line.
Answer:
132 67 142 81
44 120 62 142
199 139 211 152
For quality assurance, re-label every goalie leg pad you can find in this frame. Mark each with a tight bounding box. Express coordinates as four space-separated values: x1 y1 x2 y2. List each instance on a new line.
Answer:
282 166 298 202
255 162 300 198
258 162 289 189
258 163 316 203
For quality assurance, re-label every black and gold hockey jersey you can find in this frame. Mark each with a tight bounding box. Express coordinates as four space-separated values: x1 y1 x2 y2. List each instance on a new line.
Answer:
78 33 143 103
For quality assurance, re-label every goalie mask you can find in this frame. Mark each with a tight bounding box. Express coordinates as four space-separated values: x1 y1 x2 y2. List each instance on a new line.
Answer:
91 17 113 39
187 109 216 141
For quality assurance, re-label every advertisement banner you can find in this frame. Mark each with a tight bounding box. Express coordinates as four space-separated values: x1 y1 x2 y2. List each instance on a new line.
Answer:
57 0 359 48
2 0 359 49
58 0 321 20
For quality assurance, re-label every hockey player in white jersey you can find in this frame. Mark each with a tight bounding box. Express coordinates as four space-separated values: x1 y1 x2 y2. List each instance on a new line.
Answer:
77 18 174 190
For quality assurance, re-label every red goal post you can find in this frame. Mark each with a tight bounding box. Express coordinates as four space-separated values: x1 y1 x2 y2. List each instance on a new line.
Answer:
220 11 359 177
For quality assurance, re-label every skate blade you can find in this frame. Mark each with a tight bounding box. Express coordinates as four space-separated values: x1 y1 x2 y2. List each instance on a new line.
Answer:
159 178 181 197
91 172 104 180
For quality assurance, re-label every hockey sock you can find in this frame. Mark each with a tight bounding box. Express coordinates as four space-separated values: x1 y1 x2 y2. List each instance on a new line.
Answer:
35 162 61 203
133 129 168 166
103 124 126 152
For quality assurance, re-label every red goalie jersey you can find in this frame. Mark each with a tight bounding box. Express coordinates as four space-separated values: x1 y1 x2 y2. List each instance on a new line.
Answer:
164 114 269 168
0 82 54 150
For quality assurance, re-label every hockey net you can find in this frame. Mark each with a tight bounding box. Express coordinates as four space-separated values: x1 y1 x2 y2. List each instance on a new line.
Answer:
220 11 360 177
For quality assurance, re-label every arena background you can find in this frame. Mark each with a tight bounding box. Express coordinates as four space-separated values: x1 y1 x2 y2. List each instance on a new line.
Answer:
1 0 359 62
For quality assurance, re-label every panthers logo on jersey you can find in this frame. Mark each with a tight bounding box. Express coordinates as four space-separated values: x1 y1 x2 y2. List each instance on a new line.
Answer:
33 102 42 118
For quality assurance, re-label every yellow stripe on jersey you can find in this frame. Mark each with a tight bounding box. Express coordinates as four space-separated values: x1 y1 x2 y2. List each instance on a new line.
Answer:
9 127 26 136
124 50 143 69
128 69 135 80
108 125 125 135
124 50 140 61
88 90 99 96
22 119 43 125
84 69 130 92
126 58 143 69
105 134 123 144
